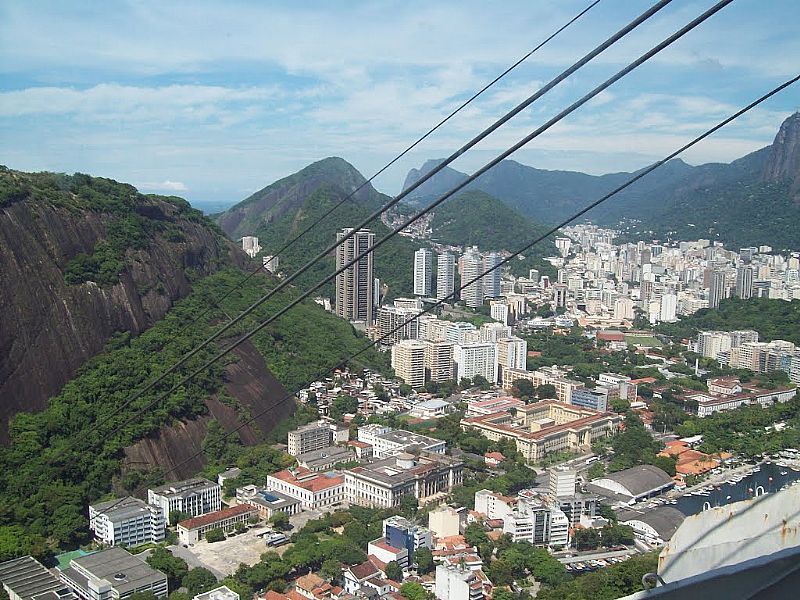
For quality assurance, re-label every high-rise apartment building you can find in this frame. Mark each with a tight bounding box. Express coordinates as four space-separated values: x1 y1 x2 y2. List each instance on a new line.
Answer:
335 228 375 324
414 248 433 296
460 247 484 308
659 293 677 322
454 342 497 383
554 284 568 309
482 252 502 298
709 271 727 309
437 253 456 301
376 305 419 346
735 264 754 300
391 340 427 389
287 421 334 456
424 340 455 382
548 467 577 501
497 337 527 374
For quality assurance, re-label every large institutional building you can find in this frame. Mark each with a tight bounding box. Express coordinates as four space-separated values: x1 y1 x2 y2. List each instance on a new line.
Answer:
88 497 165 547
335 228 375 324
461 401 621 463
147 478 221 523
345 452 463 508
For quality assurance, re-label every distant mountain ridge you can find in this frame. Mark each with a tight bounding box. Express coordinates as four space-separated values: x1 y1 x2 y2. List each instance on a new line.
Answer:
402 112 800 249
216 157 556 297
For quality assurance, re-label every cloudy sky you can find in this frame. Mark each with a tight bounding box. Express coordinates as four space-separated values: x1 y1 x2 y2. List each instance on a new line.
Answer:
1 0 798 208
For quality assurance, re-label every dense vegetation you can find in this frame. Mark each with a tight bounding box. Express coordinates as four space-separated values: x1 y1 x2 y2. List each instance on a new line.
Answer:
249 182 428 299
430 190 556 273
0 267 388 560
656 297 800 345
522 329 664 383
536 552 659 600
676 395 800 458
623 179 799 251
0 167 222 287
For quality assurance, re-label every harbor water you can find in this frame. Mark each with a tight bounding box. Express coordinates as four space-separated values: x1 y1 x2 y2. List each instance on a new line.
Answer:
675 462 800 516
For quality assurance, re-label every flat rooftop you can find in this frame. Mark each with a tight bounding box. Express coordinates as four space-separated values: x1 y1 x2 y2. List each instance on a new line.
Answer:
149 478 217 498
0 556 75 600
62 548 164 596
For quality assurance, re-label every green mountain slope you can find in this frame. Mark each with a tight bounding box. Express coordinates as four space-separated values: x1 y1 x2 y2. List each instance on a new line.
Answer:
217 157 384 240
0 167 238 442
403 112 800 250
431 190 555 253
0 267 388 556
217 158 428 299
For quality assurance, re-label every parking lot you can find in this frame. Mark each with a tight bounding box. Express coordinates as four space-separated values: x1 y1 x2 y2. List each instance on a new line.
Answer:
169 526 282 577
167 509 325 577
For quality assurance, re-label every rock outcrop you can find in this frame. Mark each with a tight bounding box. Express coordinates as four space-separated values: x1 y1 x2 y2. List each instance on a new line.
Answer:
0 168 241 442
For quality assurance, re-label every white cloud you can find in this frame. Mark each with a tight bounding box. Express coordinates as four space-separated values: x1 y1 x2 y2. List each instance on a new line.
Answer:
138 180 188 192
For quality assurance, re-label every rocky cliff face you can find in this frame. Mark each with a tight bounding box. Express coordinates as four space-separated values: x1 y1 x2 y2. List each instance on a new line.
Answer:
123 340 295 479
0 168 241 442
763 112 800 202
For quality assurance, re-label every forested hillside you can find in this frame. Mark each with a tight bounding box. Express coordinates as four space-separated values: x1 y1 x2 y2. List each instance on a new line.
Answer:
0 167 239 442
0 267 388 560
404 112 800 250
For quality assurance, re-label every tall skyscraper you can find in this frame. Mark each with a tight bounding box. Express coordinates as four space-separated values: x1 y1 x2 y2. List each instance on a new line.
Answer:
414 248 433 296
460 247 484 308
335 228 375 323
709 271 727 309
482 252 502 298
436 253 455 301
735 264 754 300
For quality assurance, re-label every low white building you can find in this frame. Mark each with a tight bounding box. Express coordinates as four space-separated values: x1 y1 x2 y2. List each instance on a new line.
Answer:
176 505 257 545
367 538 409 569
473 490 514 521
59 547 167 600
193 587 239 600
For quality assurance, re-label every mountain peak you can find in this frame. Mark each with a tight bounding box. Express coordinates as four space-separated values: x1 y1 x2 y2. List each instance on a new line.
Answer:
763 112 800 194
217 157 380 239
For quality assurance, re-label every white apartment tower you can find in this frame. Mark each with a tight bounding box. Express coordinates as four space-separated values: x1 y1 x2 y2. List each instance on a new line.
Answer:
414 248 433 296
454 342 498 383
335 228 375 324
482 252 502 298
497 337 527 374
392 340 427 389
437 252 456 301
461 247 484 308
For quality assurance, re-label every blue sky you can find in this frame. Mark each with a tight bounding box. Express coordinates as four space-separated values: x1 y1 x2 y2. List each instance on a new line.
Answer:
1 0 798 208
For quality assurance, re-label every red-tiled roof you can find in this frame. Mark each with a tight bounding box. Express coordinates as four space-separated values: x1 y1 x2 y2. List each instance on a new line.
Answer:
347 441 371 448
349 560 380 581
270 468 344 492
370 539 403 554
178 504 254 530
